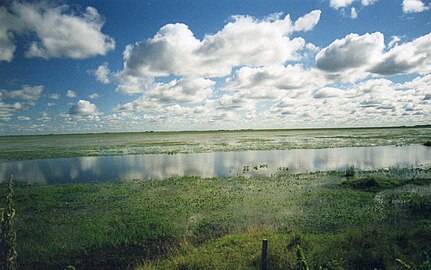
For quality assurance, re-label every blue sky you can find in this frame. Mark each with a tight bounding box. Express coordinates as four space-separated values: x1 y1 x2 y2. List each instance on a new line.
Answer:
0 0 430 135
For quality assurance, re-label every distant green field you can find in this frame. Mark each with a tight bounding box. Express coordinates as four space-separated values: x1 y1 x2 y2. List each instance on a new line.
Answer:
1 127 430 160
1 167 430 269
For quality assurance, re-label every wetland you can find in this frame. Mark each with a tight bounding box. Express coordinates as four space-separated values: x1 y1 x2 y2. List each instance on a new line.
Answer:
1 127 431 269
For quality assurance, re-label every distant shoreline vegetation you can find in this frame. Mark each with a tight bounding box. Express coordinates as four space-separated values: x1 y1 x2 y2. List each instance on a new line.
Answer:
0 124 430 137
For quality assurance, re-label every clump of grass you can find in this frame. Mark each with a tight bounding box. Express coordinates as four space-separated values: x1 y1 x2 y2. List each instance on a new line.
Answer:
341 176 392 191
0 176 17 270
424 141 431 146
341 175 431 192
403 193 431 217
344 166 355 178
296 245 310 270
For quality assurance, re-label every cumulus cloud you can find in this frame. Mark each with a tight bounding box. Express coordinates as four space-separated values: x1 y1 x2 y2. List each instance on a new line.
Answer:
361 0 378 6
224 64 325 99
116 96 162 113
0 85 43 102
0 102 24 121
94 62 111 84
66 90 77 98
120 10 321 81
268 75 430 126
0 6 17 62
115 77 214 114
146 78 215 103
313 87 346 98
48 93 60 99
68 100 100 119
316 32 385 73
402 0 429 13
108 9 322 120
88 93 100 99
388 36 402 48
0 85 43 120
330 0 356 9
38 111 51 121
316 32 431 80
370 33 431 75
329 0 378 9
0 1 114 61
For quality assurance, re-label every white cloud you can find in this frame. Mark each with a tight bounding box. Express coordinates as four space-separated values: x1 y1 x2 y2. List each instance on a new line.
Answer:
266 75 430 126
402 0 429 13
316 32 385 73
116 96 162 112
316 32 431 79
329 0 378 9
293 10 322 32
48 93 60 99
147 78 215 103
0 1 114 61
313 87 346 98
17 116 31 121
94 62 111 84
0 9 15 62
350 7 358 19
388 36 401 48
68 100 100 119
120 10 321 81
0 85 43 108
66 90 77 98
115 77 214 116
224 64 325 98
330 0 356 9
370 33 431 75
88 93 100 99
361 0 378 6
0 102 24 121
38 112 51 122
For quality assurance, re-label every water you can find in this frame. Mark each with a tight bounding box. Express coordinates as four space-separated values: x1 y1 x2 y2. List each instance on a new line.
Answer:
1 144 430 184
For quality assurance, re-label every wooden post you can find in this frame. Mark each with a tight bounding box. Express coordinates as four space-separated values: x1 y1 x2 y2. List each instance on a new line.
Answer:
261 239 268 270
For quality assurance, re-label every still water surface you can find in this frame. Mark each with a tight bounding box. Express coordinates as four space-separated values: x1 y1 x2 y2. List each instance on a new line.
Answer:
1 144 430 184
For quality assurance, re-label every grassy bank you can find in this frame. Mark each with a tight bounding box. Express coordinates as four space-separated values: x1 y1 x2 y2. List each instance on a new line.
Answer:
1 167 431 269
1 127 430 160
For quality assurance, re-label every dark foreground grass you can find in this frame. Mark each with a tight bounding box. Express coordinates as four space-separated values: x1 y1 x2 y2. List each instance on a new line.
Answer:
1 168 431 269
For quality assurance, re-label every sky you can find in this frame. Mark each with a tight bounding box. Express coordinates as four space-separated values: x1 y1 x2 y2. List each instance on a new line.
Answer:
0 0 430 135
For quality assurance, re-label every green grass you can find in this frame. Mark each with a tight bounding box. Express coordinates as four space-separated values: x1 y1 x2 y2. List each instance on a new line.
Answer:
1 167 431 269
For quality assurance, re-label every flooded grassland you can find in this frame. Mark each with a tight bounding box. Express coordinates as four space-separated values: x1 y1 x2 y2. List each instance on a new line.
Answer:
1 126 430 160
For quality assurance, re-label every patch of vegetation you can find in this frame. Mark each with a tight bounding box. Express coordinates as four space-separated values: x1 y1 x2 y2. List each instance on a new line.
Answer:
344 166 355 178
0 176 17 270
341 175 431 192
424 141 431 146
341 176 398 191
0 167 430 269
138 223 431 270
